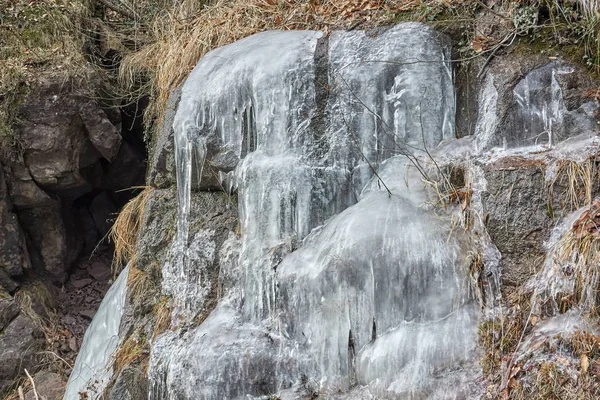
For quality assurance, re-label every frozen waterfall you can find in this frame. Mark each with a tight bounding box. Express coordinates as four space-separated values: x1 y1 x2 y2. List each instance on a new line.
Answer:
66 22 482 400
152 23 478 399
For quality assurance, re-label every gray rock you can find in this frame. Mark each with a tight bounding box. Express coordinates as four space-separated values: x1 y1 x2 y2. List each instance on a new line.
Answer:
0 170 31 279
24 371 66 400
18 203 68 282
90 191 117 237
0 269 18 293
147 88 180 189
14 79 118 198
88 262 111 281
79 100 122 161
79 309 96 320
0 295 19 331
108 367 148 400
71 278 93 289
209 150 239 173
8 163 54 209
481 158 552 288
0 313 44 393
480 151 598 289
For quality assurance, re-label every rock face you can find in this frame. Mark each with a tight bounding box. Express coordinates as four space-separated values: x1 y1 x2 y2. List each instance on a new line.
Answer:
0 312 45 391
67 21 600 400
0 73 148 394
0 171 30 288
15 80 118 197
475 56 598 149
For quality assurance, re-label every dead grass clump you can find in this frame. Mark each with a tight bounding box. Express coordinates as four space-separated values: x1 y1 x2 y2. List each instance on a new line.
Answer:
0 0 92 155
14 284 51 330
152 296 173 340
109 186 153 274
118 0 470 134
479 311 528 379
551 200 600 313
549 158 598 212
112 332 147 376
127 266 156 301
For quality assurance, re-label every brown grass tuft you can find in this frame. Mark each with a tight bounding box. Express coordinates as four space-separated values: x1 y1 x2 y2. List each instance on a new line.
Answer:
112 332 147 376
127 266 156 301
117 0 432 132
152 296 173 340
109 186 154 274
550 200 600 314
549 158 598 212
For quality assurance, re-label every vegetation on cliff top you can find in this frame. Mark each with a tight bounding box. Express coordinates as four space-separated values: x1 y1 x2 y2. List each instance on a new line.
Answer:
2 0 600 151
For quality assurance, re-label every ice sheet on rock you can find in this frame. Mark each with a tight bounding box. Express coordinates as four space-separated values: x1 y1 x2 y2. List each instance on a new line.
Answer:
162 230 216 317
357 304 478 398
276 157 478 396
64 266 129 400
326 23 455 189
526 204 600 315
477 61 599 150
149 306 295 400
172 30 323 247
156 22 471 400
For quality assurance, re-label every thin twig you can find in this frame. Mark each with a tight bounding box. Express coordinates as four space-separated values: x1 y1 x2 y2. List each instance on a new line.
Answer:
334 72 431 181
95 0 138 19
24 369 38 400
340 111 393 197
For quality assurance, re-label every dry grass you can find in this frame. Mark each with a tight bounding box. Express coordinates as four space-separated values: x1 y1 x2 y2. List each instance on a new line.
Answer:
152 296 173 340
549 158 598 212
0 0 93 155
127 266 156 301
117 0 469 133
109 186 154 274
112 332 147 376
550 201 600 314
479 295 530 380
13 283 54 331
111 0 600 138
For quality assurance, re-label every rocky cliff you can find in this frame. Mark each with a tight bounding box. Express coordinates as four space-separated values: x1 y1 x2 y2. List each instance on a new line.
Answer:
3 1 600 400
65 20 600 400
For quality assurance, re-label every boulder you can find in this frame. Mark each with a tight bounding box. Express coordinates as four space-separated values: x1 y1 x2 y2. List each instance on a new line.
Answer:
8 163 54 209
18 202 69 282
0 170 30 283
146 88 179 189
0 295 19 331
24 371 66 400
0 314 44 393
14 79 122 198
80 100 122 161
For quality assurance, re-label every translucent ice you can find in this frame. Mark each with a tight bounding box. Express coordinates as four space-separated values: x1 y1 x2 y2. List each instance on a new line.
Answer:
63 266 130 400
149 22 478 400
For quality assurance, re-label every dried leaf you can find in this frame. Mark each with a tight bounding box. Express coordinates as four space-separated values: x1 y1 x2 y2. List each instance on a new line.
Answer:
581 354 590 374
557 356 570 366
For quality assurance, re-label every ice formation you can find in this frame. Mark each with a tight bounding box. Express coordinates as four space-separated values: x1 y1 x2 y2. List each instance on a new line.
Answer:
64 266 130 399
147 23 479 399
66 19 600 399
